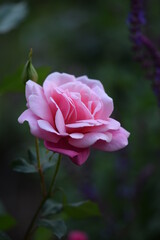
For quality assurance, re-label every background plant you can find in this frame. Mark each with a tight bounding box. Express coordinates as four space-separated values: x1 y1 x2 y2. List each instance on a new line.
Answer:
0 0 160 240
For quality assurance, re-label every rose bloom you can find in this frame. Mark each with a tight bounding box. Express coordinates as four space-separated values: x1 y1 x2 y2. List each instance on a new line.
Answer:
18 72 130 165
68 230 88 240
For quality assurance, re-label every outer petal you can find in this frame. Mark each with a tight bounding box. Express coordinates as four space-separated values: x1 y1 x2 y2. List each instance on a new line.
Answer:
107 118 120 130
93 127 130 151
45 140 90 165
26 80 43 101
72 148 90 165
28 94 53 123
77 75 104 91
69 132 112 148
18 109 41 137
93 86 113 119
18 110 60 143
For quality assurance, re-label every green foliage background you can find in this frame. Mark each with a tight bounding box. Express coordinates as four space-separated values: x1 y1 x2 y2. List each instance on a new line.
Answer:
0 0 160 239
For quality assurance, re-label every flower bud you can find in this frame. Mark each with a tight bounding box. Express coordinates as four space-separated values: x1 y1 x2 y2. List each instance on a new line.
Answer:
22 49 38 83
68 231 88 240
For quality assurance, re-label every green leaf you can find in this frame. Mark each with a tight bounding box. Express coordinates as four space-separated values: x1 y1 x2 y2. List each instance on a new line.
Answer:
0 232 12 240
13 147 58 174
64 200 101 219
0 66 51 95
12 158 37 173
33 227 52 240
41 199 63 217
38 219 67 239
27 149 37 165
40 152 59 172
33 146 58 172
0 2 28 34
55 187 68 205
0 214 16 231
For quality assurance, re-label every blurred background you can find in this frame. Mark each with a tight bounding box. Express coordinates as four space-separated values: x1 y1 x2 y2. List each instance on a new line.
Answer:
0 0 160 239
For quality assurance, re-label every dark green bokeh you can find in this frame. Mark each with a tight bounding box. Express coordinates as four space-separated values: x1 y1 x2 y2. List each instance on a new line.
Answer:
0 0 160 239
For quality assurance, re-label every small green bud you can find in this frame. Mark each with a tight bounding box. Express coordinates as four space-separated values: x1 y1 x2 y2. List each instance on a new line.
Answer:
22 49 38 83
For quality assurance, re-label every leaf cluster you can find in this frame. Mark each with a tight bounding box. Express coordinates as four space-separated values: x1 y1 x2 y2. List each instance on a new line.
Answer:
12 147 58 174
36 198 101 239
11 147 101 239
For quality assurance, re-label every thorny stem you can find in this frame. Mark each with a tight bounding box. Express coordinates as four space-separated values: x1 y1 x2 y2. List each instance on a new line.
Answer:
35 138 46 198
24 153 62 240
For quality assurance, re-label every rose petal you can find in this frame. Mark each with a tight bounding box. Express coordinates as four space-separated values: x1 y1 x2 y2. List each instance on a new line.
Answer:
50 88 71 121
56 91 71 120
18 109 44 139
37 120 63 142
66 119 103 129
72 148 90 165
45 140 90 165
26 80 43 101
43 72 75 102
69 91 93 121
69 132 112 148
76 76 113 119
77 75 104 91
92 101 102 117
93 86 113 119
93 127 130 151
66 99 77 123
70 133 84 139
60 81 98 105
38 119 59 134
18 110 60 143
66 119 111 134
107 118 120 130
28 94 53 123
55 108 66 134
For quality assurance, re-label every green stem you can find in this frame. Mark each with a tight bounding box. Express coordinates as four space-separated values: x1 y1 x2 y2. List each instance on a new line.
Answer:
35 138 46 197
24 196 47 240
48 154 62 196
24 154 62 240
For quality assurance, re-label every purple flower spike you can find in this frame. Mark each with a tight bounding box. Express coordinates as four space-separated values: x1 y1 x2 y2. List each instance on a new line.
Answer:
128 0 160 106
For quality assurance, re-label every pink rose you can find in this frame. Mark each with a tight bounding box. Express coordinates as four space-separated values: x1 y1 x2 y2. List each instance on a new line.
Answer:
18 72 129 165
68 230 88 240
